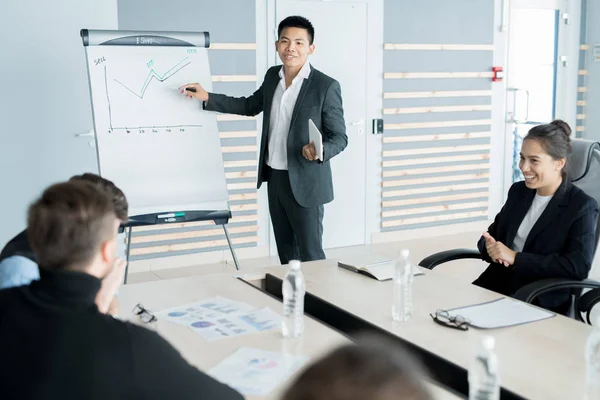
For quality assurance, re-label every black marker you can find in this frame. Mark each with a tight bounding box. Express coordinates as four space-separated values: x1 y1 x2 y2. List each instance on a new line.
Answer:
185 87 197 92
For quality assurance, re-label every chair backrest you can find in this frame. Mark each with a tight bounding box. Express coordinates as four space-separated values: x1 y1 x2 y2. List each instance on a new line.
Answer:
570 139 600 253
565 140 600 321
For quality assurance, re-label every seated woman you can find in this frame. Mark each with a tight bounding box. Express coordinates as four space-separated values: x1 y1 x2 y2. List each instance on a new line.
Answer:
473 120 598 314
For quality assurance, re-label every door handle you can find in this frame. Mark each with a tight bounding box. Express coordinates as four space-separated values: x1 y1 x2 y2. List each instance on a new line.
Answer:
75 130 95 138
347 120 364 126
74 130 96 148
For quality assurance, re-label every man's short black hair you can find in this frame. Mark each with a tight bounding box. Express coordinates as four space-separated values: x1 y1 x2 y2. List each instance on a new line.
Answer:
278 16 314 45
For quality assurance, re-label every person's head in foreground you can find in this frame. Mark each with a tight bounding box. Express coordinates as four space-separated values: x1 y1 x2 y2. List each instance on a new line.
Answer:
1 181 244 400
69 172 129 222
27 180 122 288
0 173 128 291
281 337 433 400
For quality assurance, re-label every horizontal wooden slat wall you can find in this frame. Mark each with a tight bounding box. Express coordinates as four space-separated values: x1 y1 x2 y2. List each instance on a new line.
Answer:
576 0 589 137
382 0 494 232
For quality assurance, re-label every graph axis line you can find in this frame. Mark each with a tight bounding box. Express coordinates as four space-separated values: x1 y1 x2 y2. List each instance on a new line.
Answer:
104 65 113 131
110 125 204 131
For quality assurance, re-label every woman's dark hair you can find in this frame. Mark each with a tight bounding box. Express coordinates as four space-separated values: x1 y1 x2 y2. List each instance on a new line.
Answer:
524 119 572 175
278 16 315 45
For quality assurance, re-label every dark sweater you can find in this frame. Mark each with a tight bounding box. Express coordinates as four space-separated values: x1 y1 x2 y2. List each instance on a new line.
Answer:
0 268 244 400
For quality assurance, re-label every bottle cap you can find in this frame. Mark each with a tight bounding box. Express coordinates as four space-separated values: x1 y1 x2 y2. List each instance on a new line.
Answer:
482 336 495 350
289 260 301 270
399 249 410 259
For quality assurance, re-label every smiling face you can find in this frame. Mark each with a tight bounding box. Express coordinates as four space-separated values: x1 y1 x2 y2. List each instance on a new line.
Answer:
276 27 314 69
519 138 565 194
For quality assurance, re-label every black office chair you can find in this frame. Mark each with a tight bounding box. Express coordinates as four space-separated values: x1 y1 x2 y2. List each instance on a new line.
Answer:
419 139 600 324
578 288 600 325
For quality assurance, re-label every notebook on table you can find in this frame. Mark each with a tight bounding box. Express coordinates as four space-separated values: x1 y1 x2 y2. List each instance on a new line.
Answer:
337 254 424 281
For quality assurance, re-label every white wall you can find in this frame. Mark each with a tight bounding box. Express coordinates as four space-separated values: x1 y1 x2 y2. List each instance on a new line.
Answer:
0 0 118 246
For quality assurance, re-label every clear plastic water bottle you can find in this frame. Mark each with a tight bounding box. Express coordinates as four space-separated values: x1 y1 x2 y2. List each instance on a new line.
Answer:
469 336 500 400
584 318 600 400
282 260 305 338
392 249 413 322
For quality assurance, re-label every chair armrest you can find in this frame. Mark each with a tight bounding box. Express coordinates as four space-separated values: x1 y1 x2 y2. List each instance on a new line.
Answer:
579 288 600 325
514 278 600 303
418 249 483 270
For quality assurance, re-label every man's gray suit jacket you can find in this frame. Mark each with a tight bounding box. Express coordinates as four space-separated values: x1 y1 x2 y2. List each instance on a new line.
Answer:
204 65 348 208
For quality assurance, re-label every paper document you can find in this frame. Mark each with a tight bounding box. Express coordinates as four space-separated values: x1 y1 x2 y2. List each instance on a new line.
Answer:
155 296 282 341
446 297 555 329
209 347 308 396
237 307 282 332
308 119 323 161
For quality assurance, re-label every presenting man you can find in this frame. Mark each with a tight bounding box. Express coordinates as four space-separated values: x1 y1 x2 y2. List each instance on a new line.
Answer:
181 16 347 264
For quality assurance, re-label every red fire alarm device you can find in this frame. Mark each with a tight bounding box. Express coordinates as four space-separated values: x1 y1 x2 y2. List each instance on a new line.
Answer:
492 66 504 82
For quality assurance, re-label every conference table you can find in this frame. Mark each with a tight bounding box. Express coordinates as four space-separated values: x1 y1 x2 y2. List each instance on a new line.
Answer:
117 272 462 400
249 260 595 400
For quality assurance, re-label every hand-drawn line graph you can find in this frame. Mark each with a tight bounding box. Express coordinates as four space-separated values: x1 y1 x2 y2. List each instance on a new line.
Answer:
114 57 190 99
103 57 203 132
